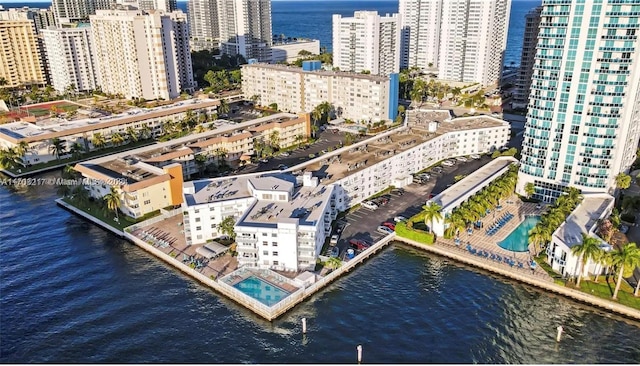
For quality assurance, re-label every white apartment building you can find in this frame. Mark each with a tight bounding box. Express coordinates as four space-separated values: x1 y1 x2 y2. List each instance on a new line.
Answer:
399 0 510 86
546 194 614 279
52 0 115 23
271 39 321 63
41 25 98 93
89 9 194 100
399 0 441 70
0 7 57 32
241 63 397 122
332 11 401 75
218 0 272 62
517 0 640 202
183 172 336 271
188 0 219 52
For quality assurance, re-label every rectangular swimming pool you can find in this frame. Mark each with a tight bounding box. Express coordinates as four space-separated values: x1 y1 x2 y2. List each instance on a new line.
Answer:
497 216 540 252
233 276 291 306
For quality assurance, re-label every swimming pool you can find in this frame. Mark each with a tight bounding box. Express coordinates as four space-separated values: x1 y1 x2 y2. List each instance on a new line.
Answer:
233 276 291 306
497 216 540 252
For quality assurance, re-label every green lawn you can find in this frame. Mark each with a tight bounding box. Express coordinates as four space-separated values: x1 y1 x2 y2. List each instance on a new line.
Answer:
395 211 435 245
63 197 162 231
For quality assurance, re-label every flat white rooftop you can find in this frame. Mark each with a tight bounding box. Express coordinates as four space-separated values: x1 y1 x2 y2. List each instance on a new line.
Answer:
183 173 296 206
553 195 614 248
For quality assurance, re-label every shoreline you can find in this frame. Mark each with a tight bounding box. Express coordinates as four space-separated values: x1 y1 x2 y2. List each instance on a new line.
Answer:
55 197 640 322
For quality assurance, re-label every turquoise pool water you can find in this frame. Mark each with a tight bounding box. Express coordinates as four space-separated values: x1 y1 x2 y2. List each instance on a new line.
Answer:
497 216 540 252
233 276 291 306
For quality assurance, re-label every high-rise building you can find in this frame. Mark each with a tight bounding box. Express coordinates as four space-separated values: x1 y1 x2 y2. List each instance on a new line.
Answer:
117 0 177 12
90 8 194 100
188 0 219 51
52 0 115 24
517 0 640 202
512 6 542 109
218 0 272 62
399 0 441 70
332 11 401 76
42 24 98 93
399 0 510 86
0 19 45 88
0 7 57 32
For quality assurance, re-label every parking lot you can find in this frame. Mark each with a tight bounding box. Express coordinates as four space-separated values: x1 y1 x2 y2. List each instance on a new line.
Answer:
327 155 494 259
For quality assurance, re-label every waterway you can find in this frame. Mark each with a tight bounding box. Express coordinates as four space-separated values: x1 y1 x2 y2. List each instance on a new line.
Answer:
1 170 640 363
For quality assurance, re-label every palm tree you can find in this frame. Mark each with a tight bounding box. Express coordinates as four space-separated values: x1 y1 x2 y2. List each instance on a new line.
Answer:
423 203 443 233
214 148 228 167
139 125 152 140
528 225 550 256
103 186 122 219
110 132 125 147
15 141 29 158
571 234 603 288
194 125 206 134
610 243 640 300
524 182 535 199
91 133 107 150
312 106 323 127
218 99 230 116
48 138 66 160
69 142 84 160
73 185 90 206
0 147 23 169
268 130 280 150
325 257 342 270
615 173 632 190
194 153 208 176
126 126 138 143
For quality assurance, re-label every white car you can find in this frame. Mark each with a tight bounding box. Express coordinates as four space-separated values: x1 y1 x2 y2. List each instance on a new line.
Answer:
441 160 455 167
455 156 467 162
330 234 339 246
394 216 407 223
377 226 394 235
470 154 481 160
361 201 378 210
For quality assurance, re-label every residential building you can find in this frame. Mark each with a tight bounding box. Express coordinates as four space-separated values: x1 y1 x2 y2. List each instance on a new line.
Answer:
516 1 640 202
41 24 98 93
0 98 219 166
398 0 441 70
52 0 115 24
512 6 542 109
0 7 57 32
271 39 320 63
218 0 272 62
183 172 336 271
90 8 195 100
135 0 177 12
241 63 399 122
332 11 401 75
188 0 219 51
546 194 614 277
0 18 46 88
75 159 185 218
399 0 511 86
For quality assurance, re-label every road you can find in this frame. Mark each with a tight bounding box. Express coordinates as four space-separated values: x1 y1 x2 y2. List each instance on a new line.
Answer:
328 155 494 258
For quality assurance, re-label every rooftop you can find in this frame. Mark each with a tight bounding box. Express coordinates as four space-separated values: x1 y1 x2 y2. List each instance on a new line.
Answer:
554 194 614 248
242 63 390 82
302 116 509 184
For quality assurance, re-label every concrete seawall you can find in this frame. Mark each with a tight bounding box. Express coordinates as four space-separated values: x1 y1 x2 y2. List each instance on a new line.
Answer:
395 237 640 322
56 198 125 238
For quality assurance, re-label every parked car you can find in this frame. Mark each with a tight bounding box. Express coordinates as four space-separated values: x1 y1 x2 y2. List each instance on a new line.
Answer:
455 156 468 162
280 152 290 157
361 201 378 210
470 154 481 160
330 246 340 258
259 158 269 163
394 216 407 223
278 164 288 170
382 222 396 231
349 239 370 251
377 226 394 235
382 194 392 200
442 160 456 167
391 188 404 196
330 234 339 246
431 167 443 174
620 225 630 234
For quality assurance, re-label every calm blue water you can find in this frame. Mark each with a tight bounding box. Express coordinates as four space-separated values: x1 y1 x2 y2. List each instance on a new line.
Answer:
2 171 640 363
499 215 541 252
233 276 291 306
14 0 540 66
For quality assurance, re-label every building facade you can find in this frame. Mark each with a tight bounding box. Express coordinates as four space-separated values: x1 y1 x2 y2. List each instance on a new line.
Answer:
0 7 57 32
332 11 401 75
90 8 194 100
0 19 45 88
399 0 510 86
517 0 640 202
241 63 399 122
187 0 219 52
218 0 272 62
512 6 542 109
52 0 115 24
271 39 320 63
41 25 98 93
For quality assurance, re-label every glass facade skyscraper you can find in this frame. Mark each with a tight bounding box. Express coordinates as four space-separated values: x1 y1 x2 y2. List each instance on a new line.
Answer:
517 0 640 202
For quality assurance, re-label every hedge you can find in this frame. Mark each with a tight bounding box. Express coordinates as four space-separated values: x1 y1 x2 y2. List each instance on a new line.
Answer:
395 221 435 245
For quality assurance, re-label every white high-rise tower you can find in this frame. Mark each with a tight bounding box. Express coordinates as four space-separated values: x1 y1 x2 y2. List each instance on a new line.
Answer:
187 0 219 51
218 0 272 62
399 0 441 70
517 0 640 202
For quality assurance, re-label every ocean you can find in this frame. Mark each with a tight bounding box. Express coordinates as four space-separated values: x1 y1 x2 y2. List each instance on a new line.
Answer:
3 0 640 363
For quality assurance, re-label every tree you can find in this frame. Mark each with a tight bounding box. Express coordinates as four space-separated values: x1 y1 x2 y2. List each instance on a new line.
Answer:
194 153 208 176
269 102 278 111
345 132 355 146
268 130 280 150
615 173 632 190
218 99 230 115
140 125 152 140
16 141 29 158
214 148 228 167
571 234 603 288
0 147 23 169
528 225 551 256
325 257 342 270
110 132 125 146
298 50 313 57
194 125 206 134
103 186 122 219
250 94 260 106
69 142 85 160
524 182 535 199
423 202 443 232
91 133 107 150
610 243 640 300
48 138 66 161
219 216 237 239
126 126 139 143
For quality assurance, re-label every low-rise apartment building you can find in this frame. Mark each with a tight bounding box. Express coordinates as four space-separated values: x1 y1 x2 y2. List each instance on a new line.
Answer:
241 62 399 122
271 39 321 63
183 172 336 272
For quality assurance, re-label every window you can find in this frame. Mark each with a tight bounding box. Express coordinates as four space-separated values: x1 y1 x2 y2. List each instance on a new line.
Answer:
272 242 278 247
262 241 268 246
196 226 201 231
273 261 279 266
272 251 278 256
263 250 268 255
195 217 201 222
271 233 277 237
